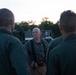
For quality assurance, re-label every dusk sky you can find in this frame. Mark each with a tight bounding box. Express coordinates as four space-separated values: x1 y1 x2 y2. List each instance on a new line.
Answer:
0 0 76 24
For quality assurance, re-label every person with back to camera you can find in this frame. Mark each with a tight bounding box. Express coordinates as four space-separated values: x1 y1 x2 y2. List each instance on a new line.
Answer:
0 8 30 75
47 36 63 63
47 10 76 75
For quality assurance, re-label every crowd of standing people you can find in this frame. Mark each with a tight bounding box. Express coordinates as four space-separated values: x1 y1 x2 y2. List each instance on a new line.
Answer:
0 8 76 75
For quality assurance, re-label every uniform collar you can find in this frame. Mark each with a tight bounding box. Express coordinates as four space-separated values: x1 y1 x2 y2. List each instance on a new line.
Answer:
0 29 12 35
64 33 76 41
33 38 42 44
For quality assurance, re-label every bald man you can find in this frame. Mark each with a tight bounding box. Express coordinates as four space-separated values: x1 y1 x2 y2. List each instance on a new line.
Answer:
0 8 30 75
24 27 48 75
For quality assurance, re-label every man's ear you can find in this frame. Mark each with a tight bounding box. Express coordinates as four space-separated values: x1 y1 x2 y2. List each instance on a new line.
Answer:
10 19 14 26
10 19 15 32
40 31 42 35
59 25 63 31
59 25 65 35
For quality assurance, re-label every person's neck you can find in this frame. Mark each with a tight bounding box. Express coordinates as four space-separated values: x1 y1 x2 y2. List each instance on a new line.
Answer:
63 32 76 38
0 25 12 32
34 37 41 43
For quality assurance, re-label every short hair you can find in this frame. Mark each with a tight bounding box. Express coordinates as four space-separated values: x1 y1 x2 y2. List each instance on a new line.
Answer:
60 10 76 33
0 8 14 27
32 27 41 32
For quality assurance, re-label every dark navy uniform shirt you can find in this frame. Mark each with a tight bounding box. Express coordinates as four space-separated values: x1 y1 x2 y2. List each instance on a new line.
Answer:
47 34 76 75
0 29 30 75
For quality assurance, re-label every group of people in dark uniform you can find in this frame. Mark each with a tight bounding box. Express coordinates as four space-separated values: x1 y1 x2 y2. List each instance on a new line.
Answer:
0 8 76 75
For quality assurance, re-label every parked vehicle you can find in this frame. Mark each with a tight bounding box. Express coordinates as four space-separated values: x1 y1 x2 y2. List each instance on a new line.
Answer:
25 36 53 43
12 30 53 44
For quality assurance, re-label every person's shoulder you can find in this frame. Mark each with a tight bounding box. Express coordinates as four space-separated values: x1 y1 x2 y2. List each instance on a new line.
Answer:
24 39 32 46
53 36 63 42
8 35 23 45
10 35 20 41
42 38 48 43
49 36 63 47
50 41 67 56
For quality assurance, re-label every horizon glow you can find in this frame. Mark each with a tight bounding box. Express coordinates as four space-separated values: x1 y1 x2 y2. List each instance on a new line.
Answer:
0 0 76 24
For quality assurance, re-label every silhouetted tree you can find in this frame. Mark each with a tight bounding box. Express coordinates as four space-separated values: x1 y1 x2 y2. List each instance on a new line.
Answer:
39 17 53 30
29 25 38 30
51 23 61 38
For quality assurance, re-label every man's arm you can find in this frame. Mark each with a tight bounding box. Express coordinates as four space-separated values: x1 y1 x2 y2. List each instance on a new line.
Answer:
10 38 30 75
47 50 59 75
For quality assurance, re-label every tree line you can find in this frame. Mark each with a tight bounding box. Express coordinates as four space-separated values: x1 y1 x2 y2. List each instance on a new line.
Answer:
15 17 61 38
